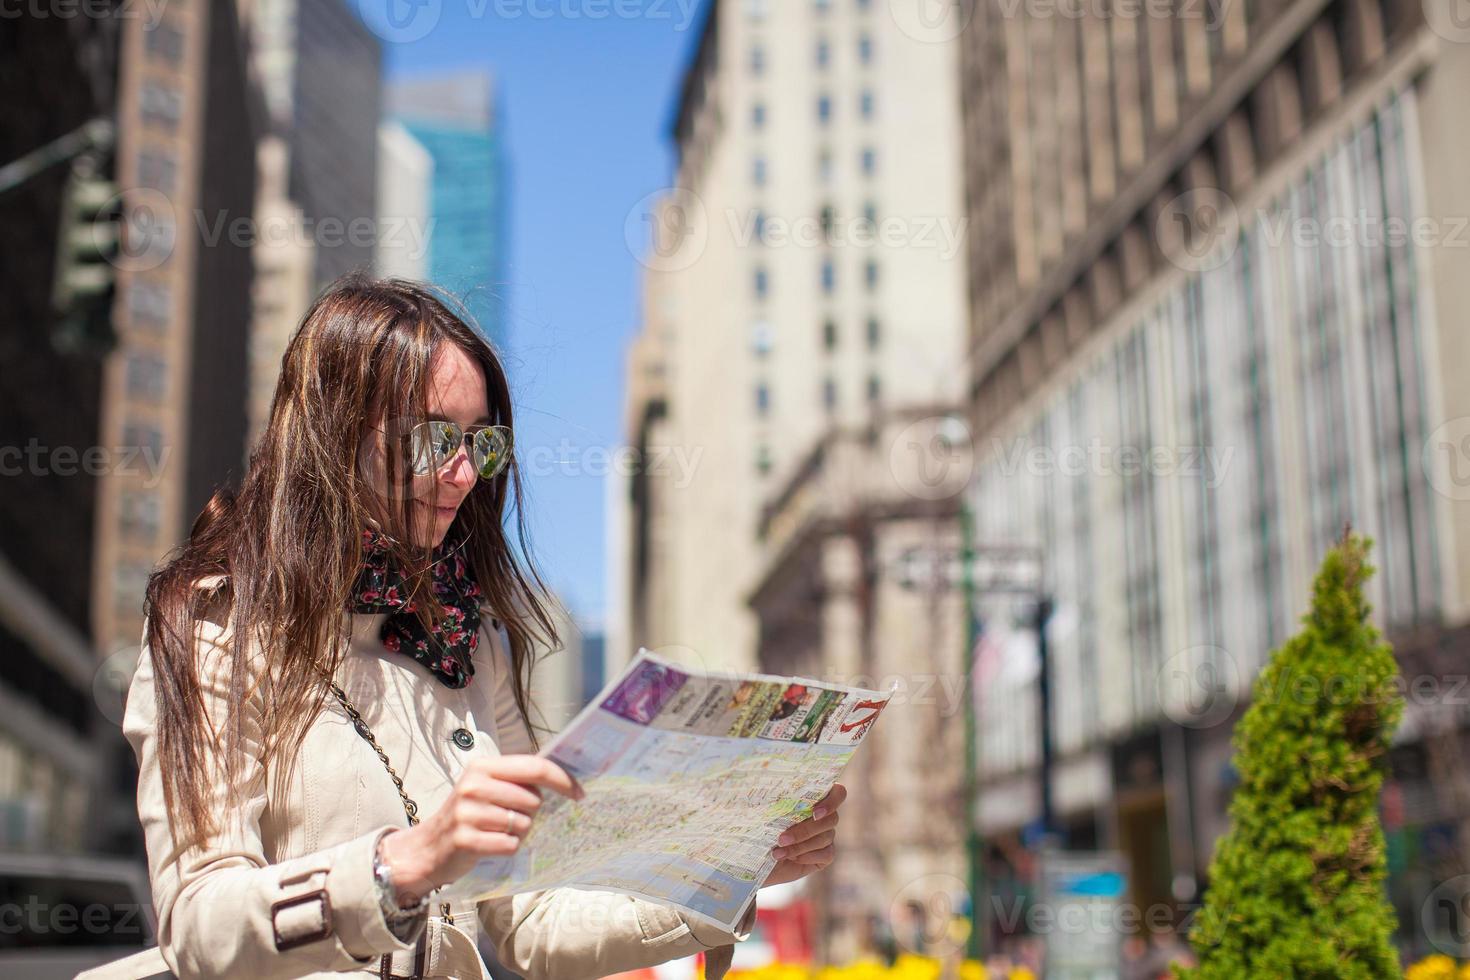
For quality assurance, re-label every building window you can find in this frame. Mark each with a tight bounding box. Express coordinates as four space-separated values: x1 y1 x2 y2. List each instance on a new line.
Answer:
753 210 768 243
864 260 879 291
744 0 767 18
754 266 769 300
823 377 837 412
820 204 835 240
753 156 768 187
818 149 833 185
119 491 161 540
816 38 831 69
126 353 167 401
866 374 881 402
751 320 773 355
752 102 766 129
121 421 164 462
857 0 872 9
821 259 835 295
750 44 766 75
823 319 837 350
860 90 875 120
137 151 177 194
114 562 154 615
858 34 874 65
866 315 880 348
127 280 171 329
860 147 877 177
817 94 832 125
144 23 185 65
755 383 771 415
140 83 184 130
756 444 773 476
863 201 878 228
815 0 832 12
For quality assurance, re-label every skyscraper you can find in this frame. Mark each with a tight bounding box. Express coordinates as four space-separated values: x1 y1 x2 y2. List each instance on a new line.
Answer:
387 70 511 348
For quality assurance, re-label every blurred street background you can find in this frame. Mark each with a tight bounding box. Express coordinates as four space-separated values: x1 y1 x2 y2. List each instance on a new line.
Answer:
5 0 1470 976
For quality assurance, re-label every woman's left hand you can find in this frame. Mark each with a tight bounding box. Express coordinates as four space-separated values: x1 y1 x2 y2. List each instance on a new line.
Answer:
764 783 847 887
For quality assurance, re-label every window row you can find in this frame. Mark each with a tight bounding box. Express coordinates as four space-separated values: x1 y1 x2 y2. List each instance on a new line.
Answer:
752 259 881 299
752 147 878 186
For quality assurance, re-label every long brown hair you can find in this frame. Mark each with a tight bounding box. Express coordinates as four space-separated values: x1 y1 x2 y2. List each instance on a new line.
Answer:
143 274 557 847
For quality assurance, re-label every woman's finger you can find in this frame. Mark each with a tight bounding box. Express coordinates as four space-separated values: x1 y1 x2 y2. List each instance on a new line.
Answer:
773 829 835 861
460 776 545 815
776 811 838 848
812 783 847 819
454 799 531 836
450 824 521 857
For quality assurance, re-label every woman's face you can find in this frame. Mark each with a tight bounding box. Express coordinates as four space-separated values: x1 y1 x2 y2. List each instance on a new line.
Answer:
364 343 490 548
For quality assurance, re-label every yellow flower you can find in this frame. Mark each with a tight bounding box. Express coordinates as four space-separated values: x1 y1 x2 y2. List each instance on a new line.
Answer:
1406 955 1458 980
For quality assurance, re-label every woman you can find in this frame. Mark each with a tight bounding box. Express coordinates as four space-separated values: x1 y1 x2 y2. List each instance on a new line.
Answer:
104 276 846 979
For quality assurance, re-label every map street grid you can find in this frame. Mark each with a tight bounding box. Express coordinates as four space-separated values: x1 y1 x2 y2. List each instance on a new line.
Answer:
458 649 894 932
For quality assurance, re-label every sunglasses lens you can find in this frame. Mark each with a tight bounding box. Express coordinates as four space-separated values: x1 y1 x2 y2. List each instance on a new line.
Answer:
408 420 459 475
472 427 511 480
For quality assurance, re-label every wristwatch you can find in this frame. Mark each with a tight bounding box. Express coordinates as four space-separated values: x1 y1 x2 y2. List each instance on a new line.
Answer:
372 832 430 942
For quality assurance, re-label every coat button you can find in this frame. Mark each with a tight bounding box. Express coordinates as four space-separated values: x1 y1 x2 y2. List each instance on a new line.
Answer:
451 728 475 750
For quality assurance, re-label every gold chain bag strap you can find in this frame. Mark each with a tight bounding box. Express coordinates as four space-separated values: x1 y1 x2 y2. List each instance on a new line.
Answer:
322 672 454 980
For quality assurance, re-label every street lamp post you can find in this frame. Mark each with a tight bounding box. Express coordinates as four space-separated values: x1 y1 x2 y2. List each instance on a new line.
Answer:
893 514 1049 964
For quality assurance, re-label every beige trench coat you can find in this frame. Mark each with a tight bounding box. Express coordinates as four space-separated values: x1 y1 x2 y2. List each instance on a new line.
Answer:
87 578 753 980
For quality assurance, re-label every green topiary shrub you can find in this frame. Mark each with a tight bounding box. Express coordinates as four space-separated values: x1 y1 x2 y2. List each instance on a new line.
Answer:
1177 533 1404 979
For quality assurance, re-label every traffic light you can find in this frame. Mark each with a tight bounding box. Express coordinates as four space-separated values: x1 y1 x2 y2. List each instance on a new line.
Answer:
50 151 120 355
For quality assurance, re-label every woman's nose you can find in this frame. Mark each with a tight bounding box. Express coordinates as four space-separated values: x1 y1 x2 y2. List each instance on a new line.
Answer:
441 444 477 490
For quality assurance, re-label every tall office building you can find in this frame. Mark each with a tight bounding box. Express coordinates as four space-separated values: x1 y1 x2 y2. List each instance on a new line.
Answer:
244 0 381 445
90 0 262 853
616 0 971 959
387 70 511 348
956 0 1470 957
376 121 434 282
0 5 123 854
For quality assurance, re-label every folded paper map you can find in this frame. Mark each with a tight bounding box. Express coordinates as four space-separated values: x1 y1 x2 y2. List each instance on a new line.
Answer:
458 647 894 932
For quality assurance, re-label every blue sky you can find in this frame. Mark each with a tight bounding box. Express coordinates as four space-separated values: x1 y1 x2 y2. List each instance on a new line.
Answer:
364 0 709 626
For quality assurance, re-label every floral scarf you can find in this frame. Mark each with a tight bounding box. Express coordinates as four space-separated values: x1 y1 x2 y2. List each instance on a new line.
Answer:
349 527 482 688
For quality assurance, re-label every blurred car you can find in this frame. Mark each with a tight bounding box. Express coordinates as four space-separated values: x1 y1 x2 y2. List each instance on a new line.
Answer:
0 850 164 979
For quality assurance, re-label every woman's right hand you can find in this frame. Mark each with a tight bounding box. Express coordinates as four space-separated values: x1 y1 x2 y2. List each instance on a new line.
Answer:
376 755 583 905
